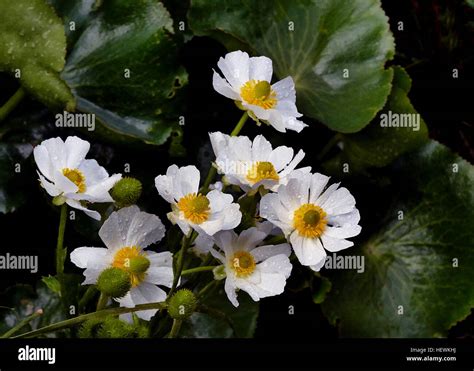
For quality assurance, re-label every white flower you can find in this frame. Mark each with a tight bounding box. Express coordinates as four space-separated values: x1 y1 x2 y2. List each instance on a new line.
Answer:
33 136 122 220
209 131 310 192
209 226 292 307
155 165 242 236
212 50 307 133
70 206 172 320
260 173 361 271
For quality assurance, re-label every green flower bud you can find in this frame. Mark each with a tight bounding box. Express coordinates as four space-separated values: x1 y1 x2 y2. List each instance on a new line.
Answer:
213 265 227 281
97 267 131 298
111 177 142 208
128 255 150 275
97 317 136 339
52 195 66 206
167 289 197 320
78 318 104 338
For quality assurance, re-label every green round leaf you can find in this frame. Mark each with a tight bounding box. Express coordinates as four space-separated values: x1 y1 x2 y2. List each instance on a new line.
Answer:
188 0 395 133
322 141 474 337
58 0 188 145
324 66 429 173
0 0 75 110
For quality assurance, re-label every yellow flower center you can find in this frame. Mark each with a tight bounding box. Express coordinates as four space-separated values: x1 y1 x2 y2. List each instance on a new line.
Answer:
293 203 327 238
177 193 210 224
230 251 256 278
240 80 277 109
246 161 279 184
112 246 150 287
62 168 86 193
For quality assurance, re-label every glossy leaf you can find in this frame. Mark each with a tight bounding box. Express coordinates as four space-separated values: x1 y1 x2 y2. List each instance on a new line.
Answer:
324 66 429 174
322 141 474 337
0 0 74 110
56 0 188 145
188 0 395 133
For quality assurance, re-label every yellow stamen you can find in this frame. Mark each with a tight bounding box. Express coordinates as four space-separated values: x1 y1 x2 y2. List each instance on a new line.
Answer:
293 203 327 238
246 161 279 184
177 193 210 224
240 80 277 109
62 168 86 193
230 251 256 278
112 246 150 287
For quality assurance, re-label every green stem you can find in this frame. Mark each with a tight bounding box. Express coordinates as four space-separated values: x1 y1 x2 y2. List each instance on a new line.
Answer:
79 286 98 311
169 233 194 298
12 302 167 339
181 266 216 276
56 203 68 275
316 133 343 162
197 280 218 300
1 309 43 338
230 111 249 136
201 166 217 194
0 87 25 123
96 293 108 311
168 319 182 338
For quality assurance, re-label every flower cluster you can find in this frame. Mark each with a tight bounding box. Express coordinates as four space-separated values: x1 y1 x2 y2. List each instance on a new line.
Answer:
33 51 361 326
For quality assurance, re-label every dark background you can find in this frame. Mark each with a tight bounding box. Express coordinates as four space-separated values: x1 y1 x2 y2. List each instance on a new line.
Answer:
0 0 472 339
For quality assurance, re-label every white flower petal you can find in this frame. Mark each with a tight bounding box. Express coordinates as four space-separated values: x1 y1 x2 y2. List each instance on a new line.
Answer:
99 206 164 250
249 270 288 297
216 50 250 89
212 71 240 100
290 232 326 266
309 173 331 203
235 227 268 251
325 225 361 239
124 284 166 321
251 135 273 161
225 277 239 307
173 165 200 200
248 56 273 82
268 146 294 172
70 247 108 269
147 251 173 266
37 172 61 197
319 187 356 215
84 173 121 202
40 137 67 170
309 256 327 272
320 234 354 252
83 267 103 285
272 76 297 103
328 209 361 227
251 243 291 262
259 193 293 234
193 232 215 255
65 199 101 220
243 103 271 121
55 170 79 194
279 176 310 210
125 210 166 248
213 230 237 257
65 136 90 169
34 145 53 180
145 266 174 287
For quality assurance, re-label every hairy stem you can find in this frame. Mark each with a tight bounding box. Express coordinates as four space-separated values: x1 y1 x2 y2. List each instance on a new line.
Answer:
12 302 167 339
0 88 25 123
